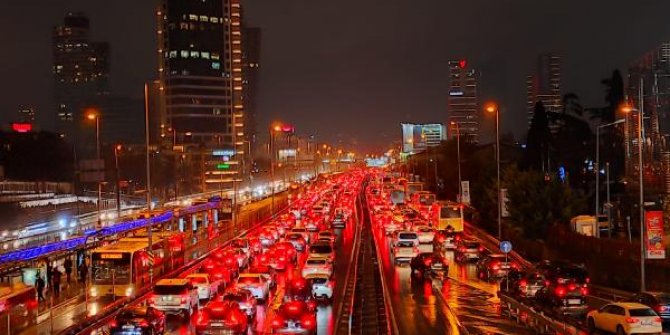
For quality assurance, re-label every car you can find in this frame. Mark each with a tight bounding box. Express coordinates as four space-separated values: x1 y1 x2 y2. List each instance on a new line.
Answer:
263 248 290 271
271 300 318 334
383 219 404 235
331 210 348 228
434 230 462 250
248 265 277 290
535 281 588 314
220 287 258 319
413 225 435 244
308 241 335 260
409 252 448 278
392 231 419 247
317 230 336 243
586 302 663 335
392 240 420 264
149 279 200 318
499 269 545 298
109 306 166 335
286 233 307 252
284 277 318 307
305 273 334 301
235 273 270 302
304 218 321 232
259 230 276 248
230 238 251 255
290 227 310 244
186 273 221 300
273 242 298 263
195 300 248 335
455 239 484 263
210 250 242 273
301 256 333 278
476 254 518 281
631 291 670 325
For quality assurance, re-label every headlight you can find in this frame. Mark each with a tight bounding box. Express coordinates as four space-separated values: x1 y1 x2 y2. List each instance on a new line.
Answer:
125 287 134 297
89 287 98 297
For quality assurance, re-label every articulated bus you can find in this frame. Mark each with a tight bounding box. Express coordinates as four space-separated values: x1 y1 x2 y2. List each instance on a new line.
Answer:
89 232 185 299
433 201 464 233
0 285 37 335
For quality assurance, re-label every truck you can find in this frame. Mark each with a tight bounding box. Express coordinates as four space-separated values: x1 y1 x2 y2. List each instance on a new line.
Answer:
570 215 597 236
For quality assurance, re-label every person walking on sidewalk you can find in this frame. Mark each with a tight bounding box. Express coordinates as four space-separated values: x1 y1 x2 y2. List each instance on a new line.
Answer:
79 262 88 284
52 268 61 298
64 258 73 283
36 273 45 302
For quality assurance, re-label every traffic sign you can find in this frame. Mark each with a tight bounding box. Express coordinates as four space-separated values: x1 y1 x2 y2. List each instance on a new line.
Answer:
500 240 512 254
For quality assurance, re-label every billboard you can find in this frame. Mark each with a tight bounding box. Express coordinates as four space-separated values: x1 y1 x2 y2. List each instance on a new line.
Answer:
645 210 666 259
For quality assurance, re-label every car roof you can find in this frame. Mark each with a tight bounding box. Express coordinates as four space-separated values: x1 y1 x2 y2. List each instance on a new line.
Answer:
612 302 650 309
156 278 189 286
304 273 330 279
239 273 262 278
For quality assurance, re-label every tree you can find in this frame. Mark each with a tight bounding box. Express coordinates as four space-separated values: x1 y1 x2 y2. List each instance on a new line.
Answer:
523 101 552 171
553 93 593 189
503 165 586 240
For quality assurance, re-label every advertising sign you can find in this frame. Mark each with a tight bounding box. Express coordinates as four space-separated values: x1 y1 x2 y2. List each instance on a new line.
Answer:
645 210 666 259
461 181 471 205
500 188 510 218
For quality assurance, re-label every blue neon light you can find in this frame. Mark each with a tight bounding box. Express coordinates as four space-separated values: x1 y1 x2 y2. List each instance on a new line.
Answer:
0 207 179 264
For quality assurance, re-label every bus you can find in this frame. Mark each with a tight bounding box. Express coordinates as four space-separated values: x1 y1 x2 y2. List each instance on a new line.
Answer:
433 201 464 233
0 285 37 335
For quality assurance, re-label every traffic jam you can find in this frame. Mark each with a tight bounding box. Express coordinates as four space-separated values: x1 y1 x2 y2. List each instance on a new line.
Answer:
366 171 667 335
96 171 364 335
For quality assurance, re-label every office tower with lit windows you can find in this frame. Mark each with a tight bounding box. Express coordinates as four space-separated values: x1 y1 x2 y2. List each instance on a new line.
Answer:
158 0 245 191
53 12 109 143
526 53 561 127
242 27 261 163
447 59 479 143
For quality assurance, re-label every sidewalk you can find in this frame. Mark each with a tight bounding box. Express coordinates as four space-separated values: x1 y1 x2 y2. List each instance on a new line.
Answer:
38 278 84 314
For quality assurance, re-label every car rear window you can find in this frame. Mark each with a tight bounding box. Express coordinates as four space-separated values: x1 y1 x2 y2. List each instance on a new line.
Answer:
629 308 657 317
396 241 415 248
223 293 245 302
307 259 327 266
238 276 260 284
310 245 333 254
557 267 588 282
310 277 328 285
154 285 188 295
398 233 418 240
118 310 145 319
464 242 480 248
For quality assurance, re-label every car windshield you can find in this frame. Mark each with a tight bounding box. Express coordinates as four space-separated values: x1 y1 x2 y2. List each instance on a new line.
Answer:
310 245 333 254
398 233 418 240
154 285 188 295
223 292 245 302
629 308 657 317
307 259 327 266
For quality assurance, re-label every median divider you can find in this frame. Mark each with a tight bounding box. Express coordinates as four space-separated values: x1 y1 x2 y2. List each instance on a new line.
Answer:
58 205 289 335
498 292 588 335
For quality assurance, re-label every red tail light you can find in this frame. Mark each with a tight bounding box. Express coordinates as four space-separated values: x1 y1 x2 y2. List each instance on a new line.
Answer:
423 258 432 266
26 299 38 309
568 283 577 291
491 262 500 270
554 286 566 297
458 247 466 253
455 235 461 241
109 320 118 328
301 315 316 330
519 279 527 288
625 317 639 324
654 317 663 323
654 305 667 313
580 287 589 296
181 296 187 304
271 316 285 328
478 246 485 252
196 311 209 326
138 320 149 327
307 300 317 311
585 277 590 283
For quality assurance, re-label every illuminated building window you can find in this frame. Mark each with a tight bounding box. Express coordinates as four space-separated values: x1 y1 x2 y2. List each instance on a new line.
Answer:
211 53 220 60
211 17 219 23
181 50 189 58
212 62 221 70
169 51 177 58
201 52 210 59
200 15 208 22
189 14 198 21
180 22 189 29
190 51 200 58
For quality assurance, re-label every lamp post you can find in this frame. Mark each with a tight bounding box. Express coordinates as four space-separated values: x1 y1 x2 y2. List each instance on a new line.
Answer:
450 121 462 201
86 111 102 228
114 145 122 219
595 119 625 221
485 102 501 239
270 124 281 218
143 83 153 284
622 102 645 291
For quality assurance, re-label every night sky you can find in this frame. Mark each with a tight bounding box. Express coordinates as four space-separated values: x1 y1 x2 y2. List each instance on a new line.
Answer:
2 0 670 152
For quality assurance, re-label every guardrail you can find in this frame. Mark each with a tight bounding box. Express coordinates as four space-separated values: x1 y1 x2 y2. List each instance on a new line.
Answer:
59 205 290 335
498 292 587 335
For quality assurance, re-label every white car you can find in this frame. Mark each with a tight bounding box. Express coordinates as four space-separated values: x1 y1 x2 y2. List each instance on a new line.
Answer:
149 279 199 317
305 273 334 300
301 257 333 278
304 220 319 232
393 240 419 264
186 273 220 300
308 241 334 261
290 227 310 244
235 273 270 302
413 226 435 244
587 302 663 335
392 231 420 247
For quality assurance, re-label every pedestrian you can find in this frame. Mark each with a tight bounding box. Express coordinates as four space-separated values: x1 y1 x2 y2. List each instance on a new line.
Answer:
79 262 88 284
64 258 73 283
52 268 61 298
36 273 45 302
46 263 52 290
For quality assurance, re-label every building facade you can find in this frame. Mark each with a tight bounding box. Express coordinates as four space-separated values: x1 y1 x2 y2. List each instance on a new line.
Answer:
526 53 561 127
447 60 479 143
401 123 447 154
158 0 245 192
242 27 261 165
53 12 109 147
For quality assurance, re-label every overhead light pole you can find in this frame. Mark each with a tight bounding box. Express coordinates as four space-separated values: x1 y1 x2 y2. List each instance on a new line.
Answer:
595 119 625 220
485 102 501 239
450 121 462 201
143 83 153 284
86 111 102 228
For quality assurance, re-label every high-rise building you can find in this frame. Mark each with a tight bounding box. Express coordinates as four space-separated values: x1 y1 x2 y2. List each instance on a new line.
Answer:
526 53 561 127
158 0 245 192
53 12 110 144
18 107 35 123
447 60 479 143
242 27 261 162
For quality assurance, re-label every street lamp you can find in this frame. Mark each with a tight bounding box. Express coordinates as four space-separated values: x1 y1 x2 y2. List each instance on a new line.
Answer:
595 119 625 222
86 110 102 228
622 102 646 291
450 121 462 202
484 101 501 239
270 123 282 218
114 145 122 219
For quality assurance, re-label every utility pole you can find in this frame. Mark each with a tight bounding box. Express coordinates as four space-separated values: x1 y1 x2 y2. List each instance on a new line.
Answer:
144 83 153 284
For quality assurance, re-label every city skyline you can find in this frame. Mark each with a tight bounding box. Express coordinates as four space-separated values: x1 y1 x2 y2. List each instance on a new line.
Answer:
2 1 670 151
